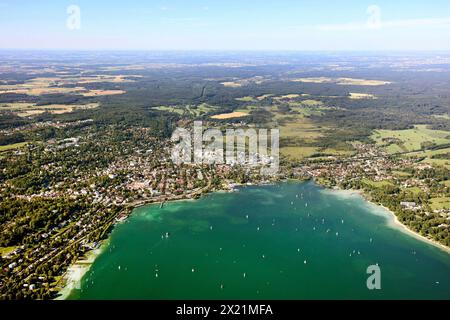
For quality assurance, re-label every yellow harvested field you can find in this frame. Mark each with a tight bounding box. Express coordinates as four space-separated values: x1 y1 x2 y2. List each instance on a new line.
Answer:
0 103 35 110
101 66 146 71
0 87 87 95
0 76 128 97
221 81 242 87
1 103 100 117
17 110 46 117
291 77 331 84
338 78 391 86
274 94 300 100
433 114 450 120
77 75 139 84
349 93 377 99
291 77 391 86
211 112 249 119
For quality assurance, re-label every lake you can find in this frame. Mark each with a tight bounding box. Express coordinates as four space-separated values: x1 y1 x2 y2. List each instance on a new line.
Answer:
68 181 450 299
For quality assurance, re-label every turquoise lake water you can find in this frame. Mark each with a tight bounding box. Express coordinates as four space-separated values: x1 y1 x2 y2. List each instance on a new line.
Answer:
68 181 450 299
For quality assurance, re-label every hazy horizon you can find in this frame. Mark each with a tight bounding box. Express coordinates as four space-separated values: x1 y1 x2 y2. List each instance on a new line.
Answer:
1 0 450 51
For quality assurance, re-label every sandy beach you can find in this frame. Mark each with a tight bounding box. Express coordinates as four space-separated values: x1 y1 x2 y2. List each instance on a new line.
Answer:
55 188 211 299
55 242 108 300
381 204 450 255
323 186 450 255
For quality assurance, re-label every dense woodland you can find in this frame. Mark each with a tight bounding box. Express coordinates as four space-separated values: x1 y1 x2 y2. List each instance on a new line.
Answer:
2 53 450 147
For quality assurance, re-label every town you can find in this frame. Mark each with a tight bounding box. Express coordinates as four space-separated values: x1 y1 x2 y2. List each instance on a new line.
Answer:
291 142 450 244
0 121 277 299
1 118 449 299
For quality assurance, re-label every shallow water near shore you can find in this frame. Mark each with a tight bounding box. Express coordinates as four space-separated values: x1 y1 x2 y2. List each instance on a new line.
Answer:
68 181 450 299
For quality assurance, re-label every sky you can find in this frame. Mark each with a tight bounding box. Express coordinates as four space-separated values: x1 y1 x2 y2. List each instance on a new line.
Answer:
1 0 450 51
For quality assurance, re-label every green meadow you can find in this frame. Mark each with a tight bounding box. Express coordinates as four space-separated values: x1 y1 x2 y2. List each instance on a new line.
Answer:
371 125 450 154
0 142 27 152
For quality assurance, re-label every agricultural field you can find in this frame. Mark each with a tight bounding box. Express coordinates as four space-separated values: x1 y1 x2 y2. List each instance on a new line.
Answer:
299 99 324 106
0 246 17 258
429 197 450 211
80 90 125 97
152 106 185 115
433 114 450 120
392 170 412 178
0 75 130 97
291 77 333 84
402 186 423 195
273 94 303 100
101 65 146 71
279 120 324 140
349 93 377 99
410 147 450 158
361 178 395 188
221 81 242 88
256 94 274 101
337 78 391 86
286 102 333 117
422 158 450 170
404 147 450 169
220 76 267 87
235 96 255 102
280 146 318 159
371 125 450 154
280 145 354 161
226 97 330 160
276 108 329 160
291 77 391 86
320 148 355 156
0 142 27 152
0 103 100 117
232 97 351 161
234 105 259 114
211 111 249 119
76 75 141 84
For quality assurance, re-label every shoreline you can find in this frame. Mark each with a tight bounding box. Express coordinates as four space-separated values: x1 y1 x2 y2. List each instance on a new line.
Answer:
55 181 262 299
55 185 218 299
379 203 450 255
55 241 109 300
323 186 450 255
56 179 449 299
